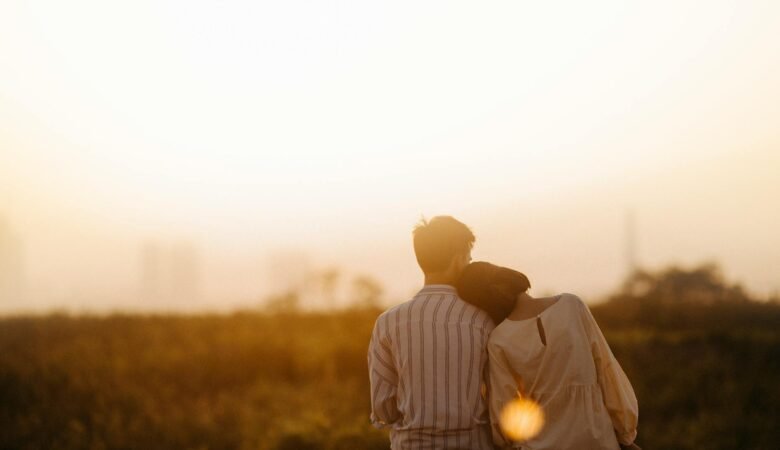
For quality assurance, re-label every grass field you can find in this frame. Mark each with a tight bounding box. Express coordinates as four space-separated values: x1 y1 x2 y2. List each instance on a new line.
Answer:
1 304 778 450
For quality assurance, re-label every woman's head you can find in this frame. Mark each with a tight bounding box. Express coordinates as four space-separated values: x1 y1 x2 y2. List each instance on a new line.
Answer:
456 261 532 324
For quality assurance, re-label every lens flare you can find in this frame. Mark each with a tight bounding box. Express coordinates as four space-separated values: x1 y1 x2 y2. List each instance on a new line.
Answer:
499 397 545 442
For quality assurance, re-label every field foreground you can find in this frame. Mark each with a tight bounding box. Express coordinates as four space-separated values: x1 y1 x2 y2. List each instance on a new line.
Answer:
2 266 779 449
1 308 777 450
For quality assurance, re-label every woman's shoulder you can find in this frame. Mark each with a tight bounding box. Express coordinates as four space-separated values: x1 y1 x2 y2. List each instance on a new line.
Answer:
548 293 592 324
558 292 587 309
557 293 602 328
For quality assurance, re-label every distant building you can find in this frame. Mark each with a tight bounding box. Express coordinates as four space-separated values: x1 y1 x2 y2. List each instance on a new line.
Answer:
140 241 163 303
139 240 201 309
624 209 638 277
265 249 313 306
0 217 25 304
168 242 201 306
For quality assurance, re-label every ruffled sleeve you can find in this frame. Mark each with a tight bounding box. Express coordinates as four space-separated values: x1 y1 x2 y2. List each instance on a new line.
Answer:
578 298 639 445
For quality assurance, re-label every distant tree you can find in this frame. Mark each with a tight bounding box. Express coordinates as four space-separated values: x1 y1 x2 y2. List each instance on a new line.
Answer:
350 275 383 309
596 263 780 330
317 268 341 308
264 291 301 313
619 262 749 305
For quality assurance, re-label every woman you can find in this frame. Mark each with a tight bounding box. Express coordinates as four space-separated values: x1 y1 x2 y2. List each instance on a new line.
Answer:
457 262 640 450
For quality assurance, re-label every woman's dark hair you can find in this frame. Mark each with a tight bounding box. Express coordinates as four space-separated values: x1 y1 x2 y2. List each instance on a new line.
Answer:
456 261 531 324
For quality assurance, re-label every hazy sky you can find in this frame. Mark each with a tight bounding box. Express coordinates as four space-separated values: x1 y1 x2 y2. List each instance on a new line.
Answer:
1 1 779 312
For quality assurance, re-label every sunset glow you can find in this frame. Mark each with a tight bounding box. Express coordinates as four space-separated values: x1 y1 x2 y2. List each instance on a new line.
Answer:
1 1 779 311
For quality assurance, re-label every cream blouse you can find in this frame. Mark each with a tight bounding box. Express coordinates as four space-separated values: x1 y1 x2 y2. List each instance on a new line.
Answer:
487 293 638 450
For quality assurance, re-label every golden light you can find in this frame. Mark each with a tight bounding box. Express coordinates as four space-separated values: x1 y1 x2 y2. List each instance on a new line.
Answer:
499 397 545 442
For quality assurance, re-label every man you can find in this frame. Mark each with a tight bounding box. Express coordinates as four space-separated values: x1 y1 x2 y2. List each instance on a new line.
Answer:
368 216 495 449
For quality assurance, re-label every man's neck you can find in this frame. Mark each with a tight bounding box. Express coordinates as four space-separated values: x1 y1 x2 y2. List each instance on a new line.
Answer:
424 274 456 286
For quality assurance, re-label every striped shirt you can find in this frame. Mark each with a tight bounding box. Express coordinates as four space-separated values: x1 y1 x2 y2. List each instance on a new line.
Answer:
368 284 496 450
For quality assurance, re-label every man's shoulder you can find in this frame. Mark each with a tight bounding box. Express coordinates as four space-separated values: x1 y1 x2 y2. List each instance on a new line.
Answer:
377 297 415 319
373 299 413 332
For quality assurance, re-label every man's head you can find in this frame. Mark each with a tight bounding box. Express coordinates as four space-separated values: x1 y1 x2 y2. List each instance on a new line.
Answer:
413 216 475 281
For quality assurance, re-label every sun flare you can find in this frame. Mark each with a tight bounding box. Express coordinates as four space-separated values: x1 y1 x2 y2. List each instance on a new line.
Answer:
499 397 545 442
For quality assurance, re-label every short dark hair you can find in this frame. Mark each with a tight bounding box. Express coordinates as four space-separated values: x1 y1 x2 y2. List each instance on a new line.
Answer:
456 261 531 324
413 216 475 274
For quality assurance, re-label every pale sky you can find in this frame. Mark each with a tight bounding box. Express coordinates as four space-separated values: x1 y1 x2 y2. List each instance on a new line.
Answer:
1 1 779 312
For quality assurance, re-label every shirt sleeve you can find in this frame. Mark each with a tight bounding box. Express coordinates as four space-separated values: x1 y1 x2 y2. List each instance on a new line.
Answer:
579 299 639 446
487 340 520 449
367 315 401 429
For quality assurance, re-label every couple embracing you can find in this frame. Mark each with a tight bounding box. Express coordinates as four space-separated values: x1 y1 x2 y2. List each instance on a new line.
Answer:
368 216 640 450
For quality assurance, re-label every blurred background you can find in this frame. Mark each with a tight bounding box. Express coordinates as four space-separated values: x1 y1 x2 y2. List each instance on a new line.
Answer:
1 1 778 449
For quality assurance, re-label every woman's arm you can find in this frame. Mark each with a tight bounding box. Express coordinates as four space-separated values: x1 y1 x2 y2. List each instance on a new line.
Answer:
487 341 521 449
578 299 639 446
